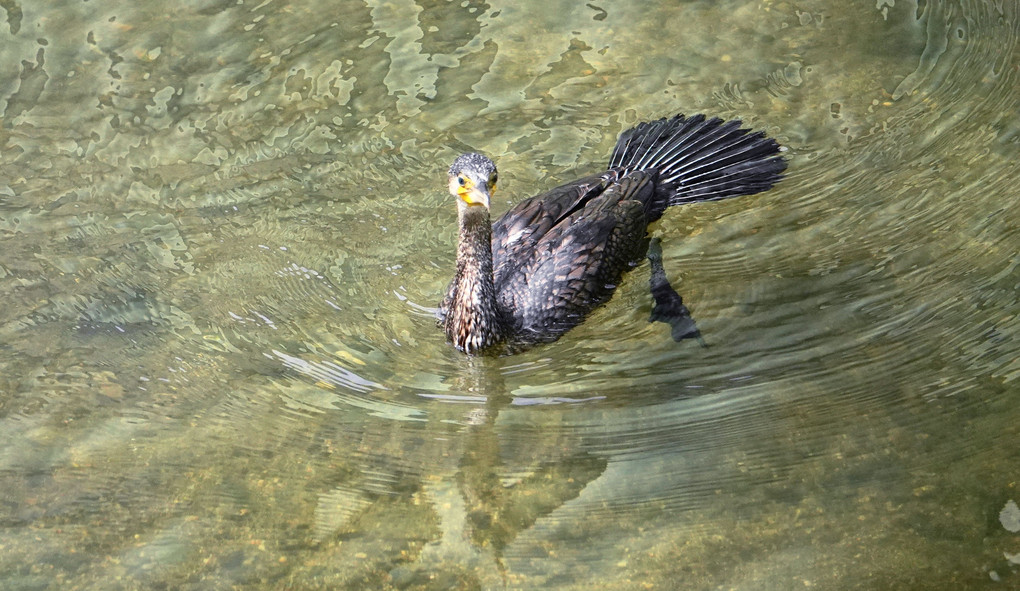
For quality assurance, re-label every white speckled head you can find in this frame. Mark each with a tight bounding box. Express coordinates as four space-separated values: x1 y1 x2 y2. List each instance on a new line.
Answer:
448 152 498 209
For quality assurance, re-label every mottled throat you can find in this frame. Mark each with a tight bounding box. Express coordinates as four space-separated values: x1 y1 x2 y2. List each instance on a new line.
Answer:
443 205 510 354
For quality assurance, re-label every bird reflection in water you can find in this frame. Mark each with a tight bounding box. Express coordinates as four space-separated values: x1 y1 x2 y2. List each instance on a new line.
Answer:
298 356 607 588
411 361 606 586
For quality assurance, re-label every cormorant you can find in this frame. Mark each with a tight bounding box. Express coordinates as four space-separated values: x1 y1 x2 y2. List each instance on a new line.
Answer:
437 114 786 355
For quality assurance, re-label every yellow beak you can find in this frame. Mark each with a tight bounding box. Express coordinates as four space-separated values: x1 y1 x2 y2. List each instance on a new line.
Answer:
451 176 493 207
459 186 490 206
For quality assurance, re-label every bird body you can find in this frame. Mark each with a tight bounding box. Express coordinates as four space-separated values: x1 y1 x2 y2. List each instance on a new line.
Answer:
438 114 786 355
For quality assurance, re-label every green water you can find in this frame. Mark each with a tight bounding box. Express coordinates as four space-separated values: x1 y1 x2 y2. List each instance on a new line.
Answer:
1 0 1017 589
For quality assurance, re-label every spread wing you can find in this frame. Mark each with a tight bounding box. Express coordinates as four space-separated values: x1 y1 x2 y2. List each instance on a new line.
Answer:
491 171 610 291
494 173 655 338
436 174 606 326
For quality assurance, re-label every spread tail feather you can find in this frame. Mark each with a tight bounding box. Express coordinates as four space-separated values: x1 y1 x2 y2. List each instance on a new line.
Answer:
609 114 786 219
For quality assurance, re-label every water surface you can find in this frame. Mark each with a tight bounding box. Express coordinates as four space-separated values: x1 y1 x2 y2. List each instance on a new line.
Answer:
1 0 1018 589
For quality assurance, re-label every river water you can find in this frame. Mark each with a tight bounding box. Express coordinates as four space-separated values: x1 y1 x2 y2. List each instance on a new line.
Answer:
1 0 1018 589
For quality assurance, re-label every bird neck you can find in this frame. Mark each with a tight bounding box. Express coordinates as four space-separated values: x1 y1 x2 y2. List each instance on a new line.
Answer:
446 205 507 354
456 205 494 272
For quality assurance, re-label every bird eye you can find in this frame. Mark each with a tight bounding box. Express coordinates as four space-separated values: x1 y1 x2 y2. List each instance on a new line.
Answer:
490 174 498 186
457 176 467 186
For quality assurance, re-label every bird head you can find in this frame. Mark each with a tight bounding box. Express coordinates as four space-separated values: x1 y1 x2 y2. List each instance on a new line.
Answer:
448 152 498 210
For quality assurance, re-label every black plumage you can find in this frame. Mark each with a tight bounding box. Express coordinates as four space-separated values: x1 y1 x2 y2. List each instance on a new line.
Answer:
437 114 787 355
